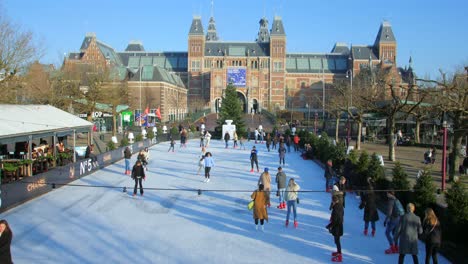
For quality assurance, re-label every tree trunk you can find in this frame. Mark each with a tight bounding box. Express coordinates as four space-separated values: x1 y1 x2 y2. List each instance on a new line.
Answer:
112 107 117 137
388 117 396 161
356 121 362 150
335 117 340 143
415 120 421 143
449 132 463 181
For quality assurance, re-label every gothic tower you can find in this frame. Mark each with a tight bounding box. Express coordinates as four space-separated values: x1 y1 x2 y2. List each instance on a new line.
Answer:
374 21 397 65
269 16 286 109
188 16 205 106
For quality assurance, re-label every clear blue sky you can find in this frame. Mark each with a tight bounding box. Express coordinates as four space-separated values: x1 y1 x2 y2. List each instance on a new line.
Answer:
3 0 467 79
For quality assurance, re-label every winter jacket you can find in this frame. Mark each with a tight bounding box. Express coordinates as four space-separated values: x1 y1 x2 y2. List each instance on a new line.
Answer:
359 191 379 222
0 230 12 264
224 133 230 141
251 190 268 220
278 146 286 158
131 164 146 179
286 182 300 201
124 148 132 159
275 172 287 189
328 202 344 237
395 212 422 255
422 220 441 247
204 156 215 168
258 172 271 191
250 149 258 160
324 164 334 179
293 135 300 144
385 196 400 222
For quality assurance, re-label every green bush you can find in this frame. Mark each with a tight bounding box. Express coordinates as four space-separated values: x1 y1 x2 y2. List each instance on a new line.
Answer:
445 180 468 224
107 140 116 151
120 138 129 147
170 126 179 135
391 162 411 203
135 134 143 142
368 153 385 183
355 151 370 188
413 167 436 217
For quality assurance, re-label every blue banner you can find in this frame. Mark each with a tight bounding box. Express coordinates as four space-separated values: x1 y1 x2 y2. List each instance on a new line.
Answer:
227 67 246 87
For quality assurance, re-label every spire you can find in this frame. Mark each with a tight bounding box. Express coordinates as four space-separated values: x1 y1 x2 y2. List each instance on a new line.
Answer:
374 21 396 46
189 16 204 36
270 16 286 36
206 16 219 41
256 17 270 43
408 56 413 69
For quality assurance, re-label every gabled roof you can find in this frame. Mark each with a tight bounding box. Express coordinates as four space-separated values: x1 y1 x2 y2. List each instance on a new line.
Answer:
374 21 396 45
205 42 270 57
0 105 93 143
125 41 145 52
96 40 122 65
118 52 188 72
331 42 350 55
285 53 348 74
270 16 285 36
189 16 204 36
351 45 379 60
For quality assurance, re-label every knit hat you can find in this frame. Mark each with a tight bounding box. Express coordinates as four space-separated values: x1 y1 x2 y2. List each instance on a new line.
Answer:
264 167 269 172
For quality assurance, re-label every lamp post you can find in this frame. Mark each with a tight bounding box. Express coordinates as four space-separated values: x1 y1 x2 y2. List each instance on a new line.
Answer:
305 103 310 131
441 119 448 191
346 69 353 145
314 111 318 135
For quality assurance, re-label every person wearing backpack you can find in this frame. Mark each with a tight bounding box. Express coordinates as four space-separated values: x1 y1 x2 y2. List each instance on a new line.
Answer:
384 190 403 254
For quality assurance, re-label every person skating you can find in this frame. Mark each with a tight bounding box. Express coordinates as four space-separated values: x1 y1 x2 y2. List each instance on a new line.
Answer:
257 168 271 207
250 146 259 172
324 160 335 192
197 147 207 175
326 195 344 262
332 176 347 208
224 132 230 149
422 208 441 264
168 138 176 152
265 133 271 152
131 160 146 196
233 131 238 148
204 131 212 148
275 167 287 209
123 146 132 175
394 203 422 264
293 134 300 152
285 178 300 228
251 184 268 231
0 219 13 264
239 136 246 150
278 143 286 166
203 152 215 182
384 190 404 254
359 182 379 236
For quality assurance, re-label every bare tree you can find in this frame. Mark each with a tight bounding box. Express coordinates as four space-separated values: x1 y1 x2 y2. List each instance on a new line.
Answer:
418 68 468 180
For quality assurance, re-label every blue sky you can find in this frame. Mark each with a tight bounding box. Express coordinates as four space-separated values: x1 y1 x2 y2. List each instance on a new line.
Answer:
3 0 467 78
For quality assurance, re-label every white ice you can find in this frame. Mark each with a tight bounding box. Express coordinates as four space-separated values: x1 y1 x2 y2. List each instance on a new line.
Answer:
0 139 451 263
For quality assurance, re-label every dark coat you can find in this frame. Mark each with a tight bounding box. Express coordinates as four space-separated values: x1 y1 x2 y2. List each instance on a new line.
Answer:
329 202 344 237
275 172 287 189
250 149 258 161
360 191 379 222
131 164 146 179
324 164 334 179
395 212 422 255
0 230 13 264
422 220 441 247
278 146 286 158
124 148 132 159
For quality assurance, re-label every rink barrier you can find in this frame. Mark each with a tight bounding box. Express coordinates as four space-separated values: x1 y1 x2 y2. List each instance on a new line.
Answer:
0 139 155 213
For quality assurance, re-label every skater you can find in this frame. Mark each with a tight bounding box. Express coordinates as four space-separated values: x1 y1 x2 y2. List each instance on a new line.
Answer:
239 136 246 150
203 152 215 182
285 178 300 228
233 131 238 148
197 147 207 175
204 131 212 148
199 132 205 147
384 191 404 254
326 195 344 262
168 138 175 152
324 160 335 192
359 183 379 236
123 146 132 175
332 176 347 208
251 184 268 231
224 131 230 148
293 134 300 152
180 127 188 148
250 146 259 172
0 219 13 264
285 135 291 152
395 203 422 264
272 135 278 150
265 133 271 152
275 167 287 209
258 168 271 206
131 160 146 196
278 143 286 166
422 208 441 264
254 128 259 144
137 149 148 171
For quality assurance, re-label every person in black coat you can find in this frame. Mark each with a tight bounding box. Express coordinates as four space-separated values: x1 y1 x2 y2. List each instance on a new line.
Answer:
359 188 379 237
422 208 441 264
324 160 335 192
131 160 146 196
326 195 344 262
0 219 13 264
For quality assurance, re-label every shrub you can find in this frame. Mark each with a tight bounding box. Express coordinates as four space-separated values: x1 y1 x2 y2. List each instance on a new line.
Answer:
354 151 370 189
170 126 179 135
120 138 129 147
445 180 468 224
391 162 411 204
107 140 116 151
413 167 436 217
368 153 385 183
135 134 143 142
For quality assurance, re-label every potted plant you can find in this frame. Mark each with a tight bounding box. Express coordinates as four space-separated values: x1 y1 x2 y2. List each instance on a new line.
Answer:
3 162 19 182
20 159 33 177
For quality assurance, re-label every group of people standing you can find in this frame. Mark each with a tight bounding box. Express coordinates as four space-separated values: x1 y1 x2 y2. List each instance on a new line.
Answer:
124 146 150 196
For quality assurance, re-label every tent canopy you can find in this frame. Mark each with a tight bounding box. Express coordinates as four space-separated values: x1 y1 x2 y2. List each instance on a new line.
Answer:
0 104 93 144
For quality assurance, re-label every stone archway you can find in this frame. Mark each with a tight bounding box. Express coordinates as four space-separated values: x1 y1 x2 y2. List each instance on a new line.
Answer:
237 92 247 113
252 99 259 114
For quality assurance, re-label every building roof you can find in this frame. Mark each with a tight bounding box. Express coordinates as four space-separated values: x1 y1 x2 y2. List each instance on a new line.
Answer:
374 21 396 45
204 42 270 57
331 42 350 55
256 17 270 43
189 16 204 36
125 41 145 52
351 45 379 60
206 17 219 41
127 65 185 88
285 53 348 74
0 104 93 144
270 16 286 36
118 52 188 72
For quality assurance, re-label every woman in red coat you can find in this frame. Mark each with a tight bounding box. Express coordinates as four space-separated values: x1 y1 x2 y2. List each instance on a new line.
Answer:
251 184 268 231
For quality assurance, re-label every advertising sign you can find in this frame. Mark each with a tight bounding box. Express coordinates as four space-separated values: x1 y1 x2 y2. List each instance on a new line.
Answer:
227 67 246 87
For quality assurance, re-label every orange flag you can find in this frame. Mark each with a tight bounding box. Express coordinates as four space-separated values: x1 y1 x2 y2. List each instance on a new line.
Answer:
156 107 161 119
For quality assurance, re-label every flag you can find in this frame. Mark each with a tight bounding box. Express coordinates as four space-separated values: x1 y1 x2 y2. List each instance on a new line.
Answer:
144 106 150 115
156 107 161 120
